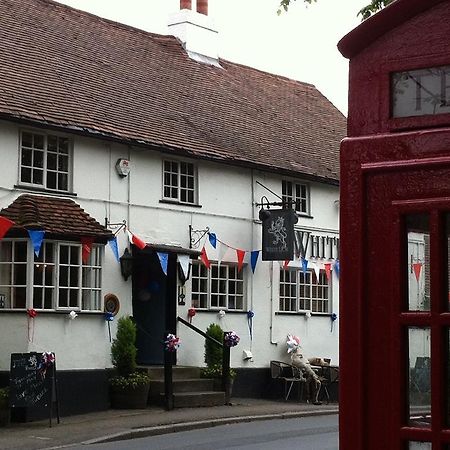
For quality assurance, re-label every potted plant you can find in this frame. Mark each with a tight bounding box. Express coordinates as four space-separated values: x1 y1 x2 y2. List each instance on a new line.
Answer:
109 316 151 409
0 387 9 426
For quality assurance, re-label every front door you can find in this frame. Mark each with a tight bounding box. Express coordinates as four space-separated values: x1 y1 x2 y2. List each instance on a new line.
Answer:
132 250 177 365
340 142 450 449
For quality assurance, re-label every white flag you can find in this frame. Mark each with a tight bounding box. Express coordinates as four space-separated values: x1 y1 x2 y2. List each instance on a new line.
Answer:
217 242 229 266
177 254 190 280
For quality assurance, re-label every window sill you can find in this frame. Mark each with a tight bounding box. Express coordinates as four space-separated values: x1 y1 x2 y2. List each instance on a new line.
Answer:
193 309 247 314
0 309 104 315
275 311 332 317
14 185 77 197
296 213 314 219
159 199 202 208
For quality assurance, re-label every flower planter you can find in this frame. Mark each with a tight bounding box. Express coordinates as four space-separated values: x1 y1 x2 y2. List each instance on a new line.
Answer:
110 382 150 409
0 397 10 427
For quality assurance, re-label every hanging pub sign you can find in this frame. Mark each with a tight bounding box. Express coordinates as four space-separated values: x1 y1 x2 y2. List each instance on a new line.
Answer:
261 208 296 261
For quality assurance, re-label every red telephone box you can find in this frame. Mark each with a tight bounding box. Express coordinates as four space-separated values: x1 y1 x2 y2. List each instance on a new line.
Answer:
338 1 450 448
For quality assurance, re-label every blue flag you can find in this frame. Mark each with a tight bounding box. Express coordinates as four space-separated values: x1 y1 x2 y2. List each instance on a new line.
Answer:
334 259 340 278
157 252 169 275
250 250 260 274
108 237 120 262
208 233 217 249
27 229 45 257
301 258 308 274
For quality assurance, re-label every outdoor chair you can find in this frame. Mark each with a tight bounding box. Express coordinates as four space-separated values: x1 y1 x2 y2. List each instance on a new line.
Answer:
270 360 307 401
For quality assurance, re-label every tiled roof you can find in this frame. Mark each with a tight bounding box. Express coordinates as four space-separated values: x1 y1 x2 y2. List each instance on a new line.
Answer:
1 194 113 242
0 0 346 184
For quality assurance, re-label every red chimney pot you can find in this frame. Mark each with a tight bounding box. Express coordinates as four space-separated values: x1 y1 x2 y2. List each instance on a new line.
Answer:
180 0 192 10
197 0 208 15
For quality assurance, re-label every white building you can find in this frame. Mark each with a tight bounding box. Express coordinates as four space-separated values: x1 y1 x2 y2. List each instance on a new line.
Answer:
0 0 345 414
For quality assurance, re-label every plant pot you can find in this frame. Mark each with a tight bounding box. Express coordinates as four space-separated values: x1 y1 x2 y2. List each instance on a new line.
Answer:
0 397 10 427
110 382 150 409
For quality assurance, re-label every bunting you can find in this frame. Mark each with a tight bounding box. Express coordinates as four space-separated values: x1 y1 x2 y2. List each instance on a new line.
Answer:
208 233 217 249
250 251 260 274
217 241 229 266
177 254 190 280
236 249 245 273
412 262 422 282
108 237 120 262
28 229 45 257
126 229 146 250
81 237 94 263
200 246 211 269
157 252 168 275
301 258 308 274
0 216 14 240
324 262 332 281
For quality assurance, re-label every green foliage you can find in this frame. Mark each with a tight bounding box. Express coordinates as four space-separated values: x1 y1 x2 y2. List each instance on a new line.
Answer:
109 372 150 390
200 364 237 380
204 323 224 368
111 316 137 377
278 0 393 20
0 388 8 402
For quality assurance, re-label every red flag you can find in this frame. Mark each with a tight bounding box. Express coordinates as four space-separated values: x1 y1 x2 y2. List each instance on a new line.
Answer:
126 230 146 250
412 263 422 282
324 263 332 281
81 237 94 263
236 249 245 273
283 260 290 269
200 246 210 269
0 216 14 240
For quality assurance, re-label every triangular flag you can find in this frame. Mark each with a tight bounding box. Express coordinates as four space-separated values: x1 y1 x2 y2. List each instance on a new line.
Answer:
108 237 120 262
217 242 229 266
126 229 146 250
413 262 422 282
200 246 211 269
81 237 94 263
312 261 321 281
178 254 190 279
208 233 217 249
283 260 290 269
334 259 340 278
301 258 308 274
324 262 332 281
250 251 260 274
0 216 14 240
236 249 245 273
157 252 169 275
27 229 45 257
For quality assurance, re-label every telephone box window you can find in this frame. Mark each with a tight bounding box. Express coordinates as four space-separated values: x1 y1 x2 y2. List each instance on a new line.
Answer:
408 443 431 449
408 327 431 428
392 66 450 118
406 215 430 311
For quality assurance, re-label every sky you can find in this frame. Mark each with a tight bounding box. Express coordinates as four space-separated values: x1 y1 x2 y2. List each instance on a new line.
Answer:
54 0 370 115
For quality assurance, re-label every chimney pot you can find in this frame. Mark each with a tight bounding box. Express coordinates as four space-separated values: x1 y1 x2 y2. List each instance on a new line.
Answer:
197 0 208 15
180 0 192 9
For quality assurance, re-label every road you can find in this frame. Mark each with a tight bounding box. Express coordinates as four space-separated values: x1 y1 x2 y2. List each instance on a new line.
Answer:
72 415 338 450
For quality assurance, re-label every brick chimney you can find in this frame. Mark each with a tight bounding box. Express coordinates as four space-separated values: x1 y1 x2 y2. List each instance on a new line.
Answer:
169 0 219 66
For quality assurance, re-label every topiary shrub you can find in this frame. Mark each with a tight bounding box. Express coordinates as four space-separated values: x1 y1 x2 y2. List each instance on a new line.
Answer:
204 323 223 368
111 316 137 377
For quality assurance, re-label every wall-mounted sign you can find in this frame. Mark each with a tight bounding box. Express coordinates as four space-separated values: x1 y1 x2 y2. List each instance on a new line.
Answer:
294 230 339 260
115 158 131 177
261 209 296 261
104 293 120 316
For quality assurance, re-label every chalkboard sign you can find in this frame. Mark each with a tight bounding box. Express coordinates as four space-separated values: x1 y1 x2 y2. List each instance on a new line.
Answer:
9 353 52 408
261 209 295 261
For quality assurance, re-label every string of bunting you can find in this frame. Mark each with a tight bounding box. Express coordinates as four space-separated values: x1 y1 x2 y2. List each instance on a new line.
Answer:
201 230 340 279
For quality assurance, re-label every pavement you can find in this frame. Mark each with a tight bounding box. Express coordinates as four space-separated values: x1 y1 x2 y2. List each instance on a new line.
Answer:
0 398 338 449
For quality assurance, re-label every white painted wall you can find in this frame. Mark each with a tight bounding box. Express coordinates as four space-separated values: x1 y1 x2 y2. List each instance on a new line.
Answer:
0 120 340 372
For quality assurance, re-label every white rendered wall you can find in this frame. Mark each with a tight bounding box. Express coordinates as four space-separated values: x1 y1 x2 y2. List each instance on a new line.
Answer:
0 120 340 372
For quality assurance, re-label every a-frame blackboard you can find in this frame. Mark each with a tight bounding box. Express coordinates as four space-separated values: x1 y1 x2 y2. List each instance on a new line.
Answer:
9 353 60 426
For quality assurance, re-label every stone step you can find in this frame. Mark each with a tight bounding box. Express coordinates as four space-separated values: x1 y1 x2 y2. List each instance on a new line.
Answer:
172 391 226 408
141 366 201 380
149 378 214 396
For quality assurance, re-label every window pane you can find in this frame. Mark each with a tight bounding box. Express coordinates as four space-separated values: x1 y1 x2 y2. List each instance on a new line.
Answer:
406 215 430 311
33 169 43 185
408 443 431 450
47 152 57 170
47 135 57 151
22 132 32 148
47 171 56 189
21 167 31 183
21 148 32 166
33 134 44 149
408 327 431 427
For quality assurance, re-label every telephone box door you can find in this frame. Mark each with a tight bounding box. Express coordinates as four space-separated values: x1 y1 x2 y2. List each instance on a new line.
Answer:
340 137 450 450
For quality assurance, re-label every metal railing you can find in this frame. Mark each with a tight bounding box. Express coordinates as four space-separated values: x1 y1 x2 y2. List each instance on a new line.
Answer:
163 317 231 410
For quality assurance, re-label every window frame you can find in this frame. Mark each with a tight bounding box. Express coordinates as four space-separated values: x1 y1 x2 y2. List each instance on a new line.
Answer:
0 238 103 312
19 129 72 193
191 261 245 311
281 179 310 216
279 267 331 314
162 159 197 205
